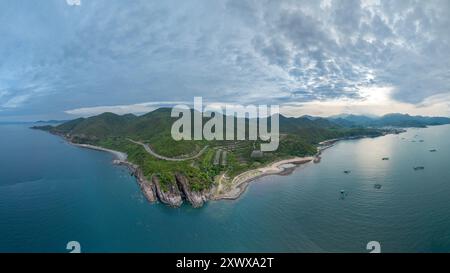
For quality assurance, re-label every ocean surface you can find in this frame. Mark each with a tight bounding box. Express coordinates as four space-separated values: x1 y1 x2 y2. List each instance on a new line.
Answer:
1 124 450 253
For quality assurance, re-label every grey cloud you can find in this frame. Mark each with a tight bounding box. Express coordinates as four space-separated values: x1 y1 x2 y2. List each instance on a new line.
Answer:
0 0 448 120
333 0 363 33
252 36 292 67
238 0 449 104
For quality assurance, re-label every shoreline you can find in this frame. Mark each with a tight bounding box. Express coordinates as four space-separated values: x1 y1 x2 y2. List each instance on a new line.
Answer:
71 140 316 204
211 129 408 201
114 160 158 203
212 156 314 200
67 139 336 204
65 130 402 206
31 122 411 207
69 142 158 203
71 143 128 161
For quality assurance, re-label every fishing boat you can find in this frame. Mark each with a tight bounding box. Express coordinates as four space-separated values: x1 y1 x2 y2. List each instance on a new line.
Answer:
413 166 425 171
340 190 347 200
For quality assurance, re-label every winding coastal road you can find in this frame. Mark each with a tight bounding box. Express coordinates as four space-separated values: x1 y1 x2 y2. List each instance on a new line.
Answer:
127 138 208 161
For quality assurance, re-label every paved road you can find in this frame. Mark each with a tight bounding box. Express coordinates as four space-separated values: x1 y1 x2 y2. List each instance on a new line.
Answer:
127 138 208 161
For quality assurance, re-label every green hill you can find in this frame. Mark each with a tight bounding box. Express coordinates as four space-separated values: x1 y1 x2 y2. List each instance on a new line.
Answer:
329 113 450 128
33 108 390 207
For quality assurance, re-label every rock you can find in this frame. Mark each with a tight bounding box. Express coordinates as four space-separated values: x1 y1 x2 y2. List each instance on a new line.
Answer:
250 150 263 158
152 176 183 207
175 174 206 208
141 182 157 202
116 161 157 203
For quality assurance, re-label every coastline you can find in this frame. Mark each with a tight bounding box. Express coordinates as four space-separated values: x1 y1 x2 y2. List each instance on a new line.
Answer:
71 140 316 204
65 129 405 206
212 129 407 201
69 142 158 203
31 123 409 207
212 156 314 200
71 143 128 161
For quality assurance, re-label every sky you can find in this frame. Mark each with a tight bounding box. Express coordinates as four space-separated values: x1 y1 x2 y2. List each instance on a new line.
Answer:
0 0 449 121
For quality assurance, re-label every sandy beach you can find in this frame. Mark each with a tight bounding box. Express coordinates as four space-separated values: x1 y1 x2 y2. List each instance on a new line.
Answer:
73 140 316 202
76 132 401 204
214 137 362 200
68 134 372 205
71 141 316 203
72 143 128 161
213 156 314 200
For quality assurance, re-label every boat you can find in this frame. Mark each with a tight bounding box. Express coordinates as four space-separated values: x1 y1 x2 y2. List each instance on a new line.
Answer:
343 170 351 174
413 166 425 171
382 157 389 160
419 140 424 143
429 149 437 152
374 184 382 189
340 190 347 200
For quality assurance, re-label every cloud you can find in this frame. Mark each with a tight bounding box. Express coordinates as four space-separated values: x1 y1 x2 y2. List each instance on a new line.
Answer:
65 101 189 116
280 86 450 117
66 0 81 6
1 94 31 108
0 0 449 120
64 88 450 119
0 90 9 99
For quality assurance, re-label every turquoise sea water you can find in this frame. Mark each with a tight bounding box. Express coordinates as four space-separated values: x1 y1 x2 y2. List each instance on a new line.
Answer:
1 124 450 252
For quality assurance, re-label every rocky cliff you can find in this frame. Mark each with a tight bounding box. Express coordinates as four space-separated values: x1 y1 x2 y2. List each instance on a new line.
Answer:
152 175 184 207
117 161 212 208
115 160 157 203
175 174 209 208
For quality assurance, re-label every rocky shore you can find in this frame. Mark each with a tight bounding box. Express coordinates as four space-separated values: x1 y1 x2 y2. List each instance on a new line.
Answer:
43 134 213 207
114 160 158 203
37 127 407 208
114 159 209 208
51 130 406 208
66 141 317 207
31 119 410 209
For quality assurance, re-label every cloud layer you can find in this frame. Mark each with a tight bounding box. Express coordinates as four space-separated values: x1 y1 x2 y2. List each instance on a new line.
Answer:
0 0 449 120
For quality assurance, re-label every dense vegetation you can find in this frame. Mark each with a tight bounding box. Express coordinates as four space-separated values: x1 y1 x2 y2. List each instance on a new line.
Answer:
34 108 392 192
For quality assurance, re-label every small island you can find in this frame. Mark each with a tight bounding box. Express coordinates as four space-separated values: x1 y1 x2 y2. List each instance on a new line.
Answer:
33 109 446 208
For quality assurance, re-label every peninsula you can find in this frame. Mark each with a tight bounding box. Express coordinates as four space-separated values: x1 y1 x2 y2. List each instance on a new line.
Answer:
33 109 448 208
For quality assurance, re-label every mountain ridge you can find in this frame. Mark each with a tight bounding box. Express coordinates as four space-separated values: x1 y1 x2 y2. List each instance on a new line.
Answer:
31 108 442 208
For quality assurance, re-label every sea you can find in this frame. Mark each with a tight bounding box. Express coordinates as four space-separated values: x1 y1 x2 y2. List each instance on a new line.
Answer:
1 124 449 252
